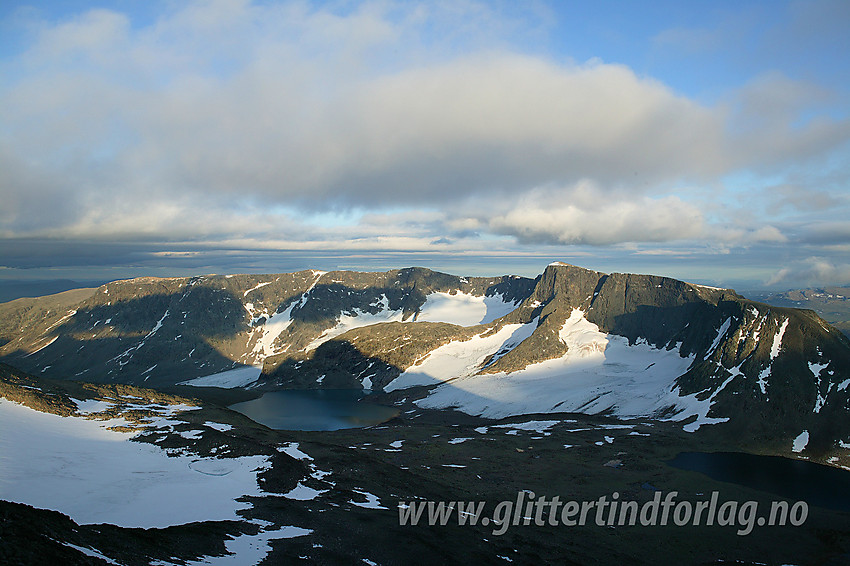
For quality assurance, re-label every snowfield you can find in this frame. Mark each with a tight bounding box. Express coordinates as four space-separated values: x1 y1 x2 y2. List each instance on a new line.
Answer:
793 430 810 453
415 291 518 326
306 294 405 351
249 303 296 357
0 398 270 528
490 420 562 435
385 320 537 392
180 365 263 388
417 309 708 427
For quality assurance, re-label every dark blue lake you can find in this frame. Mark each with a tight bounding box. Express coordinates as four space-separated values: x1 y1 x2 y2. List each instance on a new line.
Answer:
668 451 850 512
229 389 399 431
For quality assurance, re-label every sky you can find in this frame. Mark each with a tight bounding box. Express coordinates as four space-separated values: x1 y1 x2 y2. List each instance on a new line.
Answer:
1 0 849 290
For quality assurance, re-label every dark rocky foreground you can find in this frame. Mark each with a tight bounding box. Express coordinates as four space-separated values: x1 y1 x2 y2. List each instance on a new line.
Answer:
2 365 850 565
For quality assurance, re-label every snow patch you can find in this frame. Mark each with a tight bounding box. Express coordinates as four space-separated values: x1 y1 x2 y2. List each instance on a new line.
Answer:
306 295 404 351
691 283 726 291
73 398 113 414
417 309 700 426
809 361 829 377
174 522 312 566
149 310 169 337
243 281 272 297
491 420 560 435
205 421 234 432
757 367 771 397
109 309 170 367
385 320 537 392
25 335 58 357
43 309 77 334
792 430 809 453
177 429 203 440
416 291 518 326
278 442 313 461
704 318 731 360
61 542 120 565
810 360 831 413
283 482 325 501
248 303 296 358
179 366 263 388
350 489 387 509
771 318 789 359
0 399 269 528
559 308 607 357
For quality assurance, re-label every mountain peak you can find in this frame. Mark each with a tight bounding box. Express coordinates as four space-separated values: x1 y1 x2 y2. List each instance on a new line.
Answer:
1 264 848 453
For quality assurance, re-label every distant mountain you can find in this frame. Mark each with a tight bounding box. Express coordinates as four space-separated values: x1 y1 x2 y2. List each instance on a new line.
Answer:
0 279 107 304
0 268 534 387
753 286 850 339
1 263 849 455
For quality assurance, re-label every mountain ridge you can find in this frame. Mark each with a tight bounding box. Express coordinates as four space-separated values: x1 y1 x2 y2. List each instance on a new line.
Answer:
1 262 848 454
753 285 850 338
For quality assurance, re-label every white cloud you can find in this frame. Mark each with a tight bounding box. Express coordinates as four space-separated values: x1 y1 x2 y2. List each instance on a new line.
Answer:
764 268 791 287
766 257 850 287
0 0 848 285
12 8 132 68
476 182 705 245
725 72 850 168
749 226 787 243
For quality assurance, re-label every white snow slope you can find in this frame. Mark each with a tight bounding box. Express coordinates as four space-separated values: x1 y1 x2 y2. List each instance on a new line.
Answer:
417 309 705 426
180 365 263 388
0 398 269 528
415 291 518 326
385 320 537 392
306 294 405 351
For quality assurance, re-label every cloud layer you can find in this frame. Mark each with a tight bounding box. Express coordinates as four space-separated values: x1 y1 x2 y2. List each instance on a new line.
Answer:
1 0 849 288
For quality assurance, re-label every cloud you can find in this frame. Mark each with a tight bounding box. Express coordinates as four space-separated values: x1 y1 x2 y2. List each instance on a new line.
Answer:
766 257 850 287
77 53 728 210
749 226 787 244
799 222 850 246
764 183 843 214
3 2 845 224
30 9 131 59
724 73 850 169
764 268 792 287
0 0 848 289
474 182 706 246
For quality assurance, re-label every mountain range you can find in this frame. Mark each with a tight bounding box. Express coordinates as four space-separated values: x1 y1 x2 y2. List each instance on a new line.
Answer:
753 286 850 339
1 262 848 457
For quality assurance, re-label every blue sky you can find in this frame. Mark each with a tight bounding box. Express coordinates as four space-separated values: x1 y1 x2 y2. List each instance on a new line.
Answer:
1 0 848 290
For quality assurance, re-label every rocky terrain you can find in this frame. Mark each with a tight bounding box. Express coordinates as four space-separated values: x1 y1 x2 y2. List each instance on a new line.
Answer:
754 286 850 339
3 263 850 564
3 362 850 566
1 263 849 455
